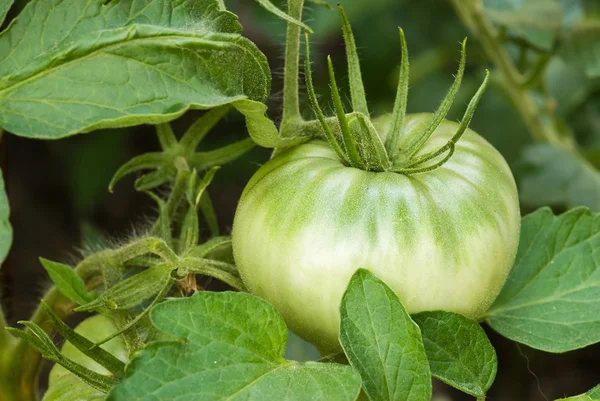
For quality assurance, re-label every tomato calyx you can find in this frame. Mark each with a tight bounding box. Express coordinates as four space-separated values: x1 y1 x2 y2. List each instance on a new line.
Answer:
305 5 490 174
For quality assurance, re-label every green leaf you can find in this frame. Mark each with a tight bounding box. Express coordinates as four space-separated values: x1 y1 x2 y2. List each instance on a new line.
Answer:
0 167 11 265
519 144 600 211
40 258 94 306
254 0 313 33
233 99 280 148
589 384 600 399
482 0 563 50
412 312 497 398
559 20 600 78
108 291 362 401
199 191 220 237
339 269 432 401
42 375 104 401
556 396 594 401
189 236 232 258
189 138 256 170
0 0 13 26
0 0 271 139
486 207 600 353
555 385 600 401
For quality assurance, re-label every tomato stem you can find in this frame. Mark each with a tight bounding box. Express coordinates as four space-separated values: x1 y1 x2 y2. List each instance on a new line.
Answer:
328 57 365 169
393 144 455 174
403 39 467 160
385 28 410 159
92 277 175 349
281 0 307 130
397 70 490 173
338 5 369 116
304 33 350 164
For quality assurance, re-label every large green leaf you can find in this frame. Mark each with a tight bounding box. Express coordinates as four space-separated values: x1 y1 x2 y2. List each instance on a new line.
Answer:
486 207 600 352
519 144 600 211
482 0 563 50
0 0 275 144
412 312 497 398
108 291 362 401
0 0 13 25
0 166 11 266
339 269 431 401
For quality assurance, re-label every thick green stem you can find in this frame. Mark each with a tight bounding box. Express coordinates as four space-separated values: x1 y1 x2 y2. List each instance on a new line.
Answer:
450 0 575 151
281 0 306 132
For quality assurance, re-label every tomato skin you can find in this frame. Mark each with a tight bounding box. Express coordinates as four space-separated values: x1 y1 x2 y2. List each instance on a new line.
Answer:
232 113 521 352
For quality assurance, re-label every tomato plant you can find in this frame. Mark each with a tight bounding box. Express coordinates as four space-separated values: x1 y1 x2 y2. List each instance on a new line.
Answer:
0 0 599 401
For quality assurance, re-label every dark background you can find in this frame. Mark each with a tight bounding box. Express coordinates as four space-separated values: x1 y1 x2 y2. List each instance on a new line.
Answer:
1 0 599 399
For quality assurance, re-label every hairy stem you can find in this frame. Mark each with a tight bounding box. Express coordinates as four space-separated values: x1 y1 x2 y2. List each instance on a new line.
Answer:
0 240 152 401
450 0 575 151
281 0 306 130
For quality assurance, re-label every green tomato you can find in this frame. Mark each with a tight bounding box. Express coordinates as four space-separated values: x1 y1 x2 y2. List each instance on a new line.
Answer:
232 113 521 352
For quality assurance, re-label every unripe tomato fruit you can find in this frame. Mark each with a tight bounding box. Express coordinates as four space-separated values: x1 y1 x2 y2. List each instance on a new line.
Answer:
232 113 520 352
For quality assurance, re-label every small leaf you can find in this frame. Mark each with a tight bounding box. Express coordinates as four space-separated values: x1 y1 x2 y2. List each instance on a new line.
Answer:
350 113 390 171
180 106 231 151
40 258 94 306
412 312 497 398
146 192 172 245
134 167 175 192
0 167 11 266
233 99 280 148
254 0 313 33
559 21 600 78
486 207 600 353
107 292 362 401
189 138 256 170
519 143 600 211
109 153 169 193
199 191 220 237
338 4 369 116
339 269 432 401
189 236 232 258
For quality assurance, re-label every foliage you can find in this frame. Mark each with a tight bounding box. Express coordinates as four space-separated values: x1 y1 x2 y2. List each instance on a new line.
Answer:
0 0 599 400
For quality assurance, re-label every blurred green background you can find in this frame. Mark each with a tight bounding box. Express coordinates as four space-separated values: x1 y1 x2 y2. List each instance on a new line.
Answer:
0 0 599 399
